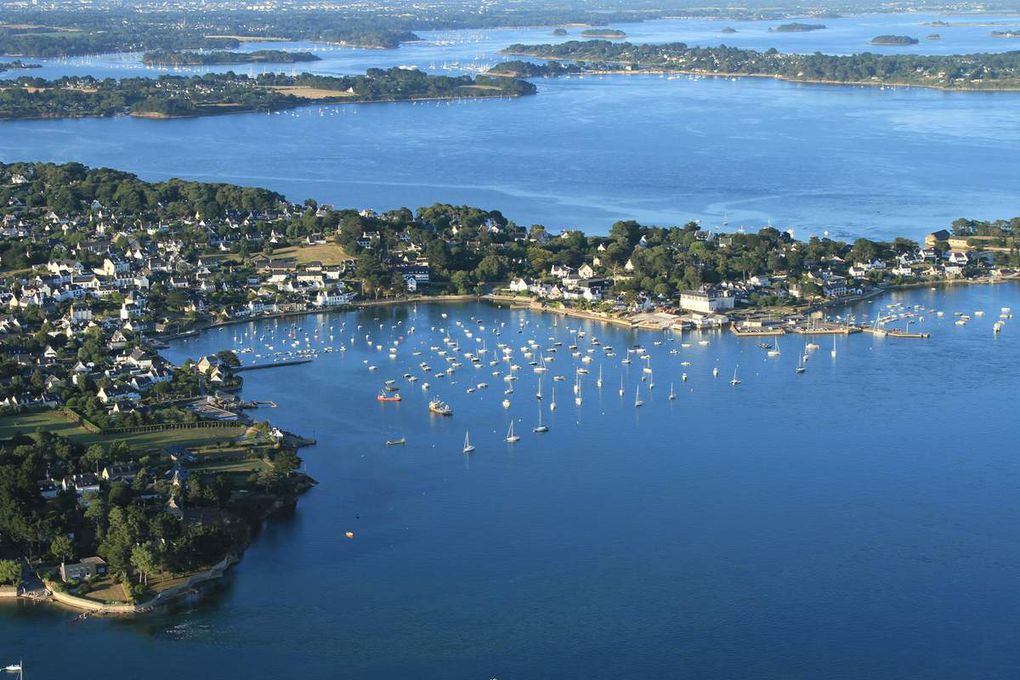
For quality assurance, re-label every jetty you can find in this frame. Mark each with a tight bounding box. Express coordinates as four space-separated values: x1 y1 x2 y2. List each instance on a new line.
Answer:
862 327 930 338
236 359 313 372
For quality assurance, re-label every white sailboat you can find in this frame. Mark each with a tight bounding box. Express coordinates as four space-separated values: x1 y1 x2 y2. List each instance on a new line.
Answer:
536 376 543 400
634 384 644 408
574 376 582 406
596 365 603 388
730 366 742 386
830 336 838 358
618 375 625 397
550 383 557 411
668 383 676 400
533 403 549 432
462 431 475 454
505 421 520 443
767 336 781 357
712 366 720 377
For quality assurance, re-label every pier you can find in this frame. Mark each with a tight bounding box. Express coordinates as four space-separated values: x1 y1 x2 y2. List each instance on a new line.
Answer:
236 359 313 372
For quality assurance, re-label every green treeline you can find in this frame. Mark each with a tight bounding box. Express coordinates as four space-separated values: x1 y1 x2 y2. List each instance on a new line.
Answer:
487 60 582 78
141 49 322 66
0 68 536 120
503 40 1020 89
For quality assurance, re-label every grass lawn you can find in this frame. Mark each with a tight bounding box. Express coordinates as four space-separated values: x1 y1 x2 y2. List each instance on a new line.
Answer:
80 579 129 604
273 242 350 265
0 410 91 441
0 411 246 454
188 458 271 475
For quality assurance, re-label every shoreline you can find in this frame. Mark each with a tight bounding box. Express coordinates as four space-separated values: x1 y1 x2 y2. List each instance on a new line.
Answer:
503 53 1020 92
0 92 529 124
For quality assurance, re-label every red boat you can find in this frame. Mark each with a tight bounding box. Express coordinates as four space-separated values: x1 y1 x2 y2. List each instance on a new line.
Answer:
377 393 402 402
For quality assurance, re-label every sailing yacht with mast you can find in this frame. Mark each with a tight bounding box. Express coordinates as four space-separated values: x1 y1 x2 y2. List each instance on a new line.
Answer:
730 366 742 386
550 383 557 411
533 403 549 433
596 365 603 388
505 421 520 443
618 375 625 397
634 384 644 408
463 431 475 453
830 336 838 358
668 383 676 400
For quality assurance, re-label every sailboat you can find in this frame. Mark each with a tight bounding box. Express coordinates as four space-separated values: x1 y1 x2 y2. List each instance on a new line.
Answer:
462 431 475 454
668 383 676 400
550 383 557 411
618 375 625 397
830 336 838 358
796 342 807 373
533 403 549 432
767 336 781 357
505 421 520 443
536 376 543 400
596 365 603 388
712 366 720 377
730 366 742 386
634 384 644 408
574 376 582 406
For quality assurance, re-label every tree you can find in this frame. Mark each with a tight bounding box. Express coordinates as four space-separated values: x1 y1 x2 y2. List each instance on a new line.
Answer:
50 535 75 564
130 543 159 585
0 560 21 586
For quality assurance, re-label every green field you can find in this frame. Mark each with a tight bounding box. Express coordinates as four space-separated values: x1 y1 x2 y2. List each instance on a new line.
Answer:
0 411 246 453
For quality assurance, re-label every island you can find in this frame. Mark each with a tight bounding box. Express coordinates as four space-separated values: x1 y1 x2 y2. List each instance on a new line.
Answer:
0 59 39 73
0 159 1016 613
0 67 537 120
501 40 1020 91
871 35 919 45
553 28 568 36
769 22 827 32
580 29 627 39
721 27 738 34
141 49 322 66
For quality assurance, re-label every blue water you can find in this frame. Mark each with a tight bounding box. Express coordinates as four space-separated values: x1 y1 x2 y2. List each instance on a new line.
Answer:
2 284 1019 678
3 71 1019 240
2 13 1019 239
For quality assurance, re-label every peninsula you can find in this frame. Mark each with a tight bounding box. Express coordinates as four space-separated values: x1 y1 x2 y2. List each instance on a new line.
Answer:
0 67 536 120
141 49 322 66
501 40 1020 90
0 160 1015 615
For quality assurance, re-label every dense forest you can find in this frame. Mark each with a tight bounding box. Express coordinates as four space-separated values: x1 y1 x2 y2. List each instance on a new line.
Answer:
141 49 321 66
0 68 536 120
503 40 1020 89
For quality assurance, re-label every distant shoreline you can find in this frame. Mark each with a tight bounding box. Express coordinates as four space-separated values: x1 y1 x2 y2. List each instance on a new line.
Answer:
502 53 1020 92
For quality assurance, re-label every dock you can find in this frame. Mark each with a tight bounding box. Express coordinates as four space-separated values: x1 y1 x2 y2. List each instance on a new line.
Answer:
788 325 862 335
236 359 313 372
862 327 930 338
730 326 785 337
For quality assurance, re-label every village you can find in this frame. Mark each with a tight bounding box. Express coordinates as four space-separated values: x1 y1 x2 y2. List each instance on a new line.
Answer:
0 161 1015 615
